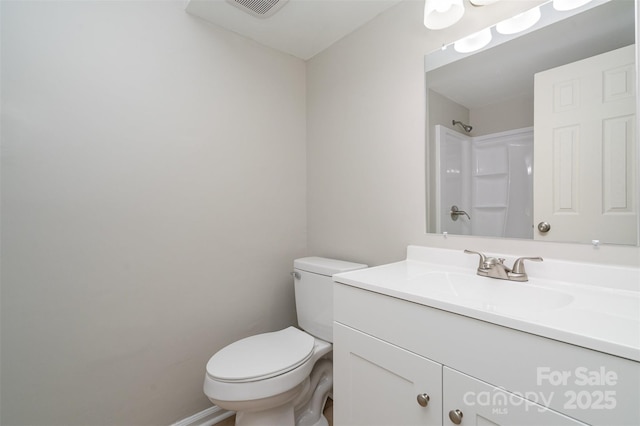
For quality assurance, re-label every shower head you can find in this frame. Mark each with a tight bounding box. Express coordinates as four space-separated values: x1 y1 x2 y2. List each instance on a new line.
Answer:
452 120 473 133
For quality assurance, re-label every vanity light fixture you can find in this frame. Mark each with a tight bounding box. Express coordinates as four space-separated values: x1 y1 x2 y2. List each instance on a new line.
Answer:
454 27 492 53
553 0 592 11
469 0 500 5
424 0 465 30
424 0 501 30
496 6 541 35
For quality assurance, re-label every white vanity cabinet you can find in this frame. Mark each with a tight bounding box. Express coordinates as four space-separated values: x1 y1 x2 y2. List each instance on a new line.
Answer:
333 322 443 425
334 321 587 426
333 281 640 426
443 367 586 426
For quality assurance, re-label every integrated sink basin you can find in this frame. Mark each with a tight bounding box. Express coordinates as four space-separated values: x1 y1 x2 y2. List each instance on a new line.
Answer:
334 245 640 362
407 271 575 316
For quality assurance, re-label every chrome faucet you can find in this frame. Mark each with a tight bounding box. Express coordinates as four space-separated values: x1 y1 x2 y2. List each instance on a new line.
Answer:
464 250 543 282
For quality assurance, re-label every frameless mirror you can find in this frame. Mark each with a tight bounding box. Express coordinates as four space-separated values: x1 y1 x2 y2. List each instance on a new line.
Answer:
425 0 638 246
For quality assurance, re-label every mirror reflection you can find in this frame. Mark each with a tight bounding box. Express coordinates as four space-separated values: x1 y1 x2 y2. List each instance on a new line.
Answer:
425 0 638 245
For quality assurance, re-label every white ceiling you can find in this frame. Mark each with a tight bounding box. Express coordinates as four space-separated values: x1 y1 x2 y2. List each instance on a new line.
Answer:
185 0 404 60
185 0 634 108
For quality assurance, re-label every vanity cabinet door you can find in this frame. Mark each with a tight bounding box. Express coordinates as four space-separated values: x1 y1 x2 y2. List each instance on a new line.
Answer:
333 323 442 426
443 367 588 426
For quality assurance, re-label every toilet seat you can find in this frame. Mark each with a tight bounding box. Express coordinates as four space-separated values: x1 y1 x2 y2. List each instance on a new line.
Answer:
207 327 315 383
204 331 332 402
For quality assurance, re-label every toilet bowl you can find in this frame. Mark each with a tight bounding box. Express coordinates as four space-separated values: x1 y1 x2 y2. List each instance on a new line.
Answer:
204 327 332 426
203 257 367 426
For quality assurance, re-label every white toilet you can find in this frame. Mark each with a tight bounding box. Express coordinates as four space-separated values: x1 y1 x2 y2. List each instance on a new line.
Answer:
203 257 367 426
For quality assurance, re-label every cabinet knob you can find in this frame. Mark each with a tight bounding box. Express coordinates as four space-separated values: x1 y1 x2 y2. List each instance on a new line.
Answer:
416 393 430 407
448 409 463 424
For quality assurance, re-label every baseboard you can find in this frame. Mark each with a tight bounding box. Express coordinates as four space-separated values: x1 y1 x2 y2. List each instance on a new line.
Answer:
172 405 235 426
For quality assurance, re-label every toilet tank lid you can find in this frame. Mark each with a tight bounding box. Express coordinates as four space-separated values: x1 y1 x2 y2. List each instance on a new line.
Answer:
294 257 367 276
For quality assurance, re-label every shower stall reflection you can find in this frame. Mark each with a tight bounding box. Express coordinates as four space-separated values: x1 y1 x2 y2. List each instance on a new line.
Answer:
435 125 533 239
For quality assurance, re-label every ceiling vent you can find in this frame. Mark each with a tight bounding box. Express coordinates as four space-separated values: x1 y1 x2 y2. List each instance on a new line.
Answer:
226 0 290 18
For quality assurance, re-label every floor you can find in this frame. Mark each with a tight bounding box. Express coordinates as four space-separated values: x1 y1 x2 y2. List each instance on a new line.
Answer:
218 397 333 426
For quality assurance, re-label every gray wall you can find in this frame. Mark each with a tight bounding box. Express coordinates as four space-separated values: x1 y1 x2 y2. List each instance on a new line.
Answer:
0 1 306 424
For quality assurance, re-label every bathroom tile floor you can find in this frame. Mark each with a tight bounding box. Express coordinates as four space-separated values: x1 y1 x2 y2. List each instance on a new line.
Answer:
217 397 333 426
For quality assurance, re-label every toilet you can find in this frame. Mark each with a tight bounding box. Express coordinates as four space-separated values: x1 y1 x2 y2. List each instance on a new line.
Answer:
203 257 367 426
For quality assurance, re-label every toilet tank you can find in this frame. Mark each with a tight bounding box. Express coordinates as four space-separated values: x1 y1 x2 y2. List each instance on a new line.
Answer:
293 257 367 343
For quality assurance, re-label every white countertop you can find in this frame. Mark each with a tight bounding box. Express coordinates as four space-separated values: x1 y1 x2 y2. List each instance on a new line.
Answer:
334 246 640 362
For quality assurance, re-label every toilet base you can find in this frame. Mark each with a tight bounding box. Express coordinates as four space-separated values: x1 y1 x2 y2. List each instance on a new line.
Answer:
217 359 333 426
234 406 329 426
297 414 328 426
235 401 295 426
207 349 333 426
212 383 303 426
294 359 332 426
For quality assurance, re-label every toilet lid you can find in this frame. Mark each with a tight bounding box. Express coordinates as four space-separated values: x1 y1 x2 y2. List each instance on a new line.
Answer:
206 327 315 383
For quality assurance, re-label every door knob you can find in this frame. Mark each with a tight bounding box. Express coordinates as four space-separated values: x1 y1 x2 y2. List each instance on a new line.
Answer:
537 221 551 233
448 409 463 424
416 393 430 407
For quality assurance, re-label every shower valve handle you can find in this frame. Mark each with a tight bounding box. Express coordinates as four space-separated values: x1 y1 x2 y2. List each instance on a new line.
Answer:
450 205 471 221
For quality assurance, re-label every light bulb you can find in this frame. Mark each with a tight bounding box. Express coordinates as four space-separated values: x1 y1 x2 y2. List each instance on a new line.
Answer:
469 0 500 5
424 0 464 30
496 6 541 35
553 0 592 11
454 28 492 53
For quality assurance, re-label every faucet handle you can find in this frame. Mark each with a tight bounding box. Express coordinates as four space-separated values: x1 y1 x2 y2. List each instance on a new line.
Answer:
511 256 543 274
464 250 487 272
464 249 486 260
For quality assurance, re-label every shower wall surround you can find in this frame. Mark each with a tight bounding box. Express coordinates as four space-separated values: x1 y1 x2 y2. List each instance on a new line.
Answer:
437 126 533 239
